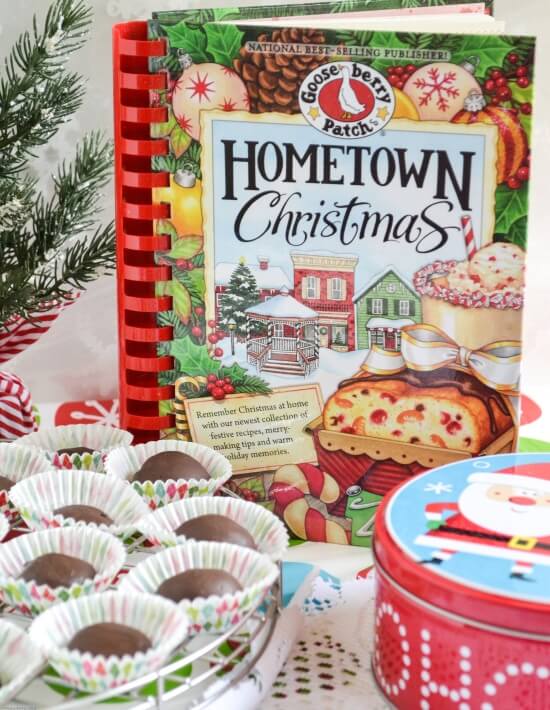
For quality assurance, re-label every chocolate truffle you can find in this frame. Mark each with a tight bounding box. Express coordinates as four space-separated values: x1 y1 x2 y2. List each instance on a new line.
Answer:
175 515 256 550
157 569 242 603
68 623 151 656
57 446 95 456
133 451 209 484
21 553 96 588
53 504 113 526
0 475 14 491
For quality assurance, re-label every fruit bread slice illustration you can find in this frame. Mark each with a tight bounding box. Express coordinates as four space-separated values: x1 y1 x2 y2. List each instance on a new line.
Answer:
322 368 514 456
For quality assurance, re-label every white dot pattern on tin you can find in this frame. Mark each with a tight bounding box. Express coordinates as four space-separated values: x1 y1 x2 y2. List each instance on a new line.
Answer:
485 684 496 696
460 660 471 672
459 704 470 710
537 667 549 679
421 643 431 655
373 601 410 698
421 629 431 641
479 660 548 705
522 663 534 675
481 704 493 710
450 690 460 702
421 671 430 682
419 640 472 709
460 674 471 686
420 700 430 710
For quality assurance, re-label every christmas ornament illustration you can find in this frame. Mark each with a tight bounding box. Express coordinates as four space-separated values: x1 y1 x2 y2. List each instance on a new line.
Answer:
172 61 249 141
453 90 528 184
403 59 482 121
155 171 203 237
345 485 382 547
392 88 420 120
416 463 550 580
233 28 327 114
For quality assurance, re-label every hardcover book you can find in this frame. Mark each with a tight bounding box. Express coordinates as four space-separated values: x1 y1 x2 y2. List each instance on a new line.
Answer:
113 0 535 546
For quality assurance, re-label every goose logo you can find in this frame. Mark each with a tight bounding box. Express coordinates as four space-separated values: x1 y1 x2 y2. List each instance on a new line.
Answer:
299 61 395 139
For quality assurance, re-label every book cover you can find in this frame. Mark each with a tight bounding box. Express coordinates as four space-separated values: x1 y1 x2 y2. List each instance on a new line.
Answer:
144 2 534 546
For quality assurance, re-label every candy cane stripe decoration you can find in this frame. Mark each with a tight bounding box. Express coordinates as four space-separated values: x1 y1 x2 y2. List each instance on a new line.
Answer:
269 463 348 544
461 215 477 261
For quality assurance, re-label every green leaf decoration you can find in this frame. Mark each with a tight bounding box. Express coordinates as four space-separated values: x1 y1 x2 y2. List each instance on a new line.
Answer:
161 22 209 62
156 220 178 241
170 124 192 159
510 83 533 140
367 32 410 72
151 110 178 139
170 339 218 375
171 281 192 323
179 267 206 302
204 23 244 68
158 310 189 340
494 182 529 234
452 35 514 79
505 216 528 250
212 7 241 21
520 437 550 453
169 235 204 259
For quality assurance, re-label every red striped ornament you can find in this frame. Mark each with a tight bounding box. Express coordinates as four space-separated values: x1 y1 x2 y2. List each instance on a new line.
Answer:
461 214 477 260
0 371 36 440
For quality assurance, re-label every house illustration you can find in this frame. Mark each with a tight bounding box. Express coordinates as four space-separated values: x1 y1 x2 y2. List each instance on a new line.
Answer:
214 256 292 324
354 268 422 351
291 251 358 352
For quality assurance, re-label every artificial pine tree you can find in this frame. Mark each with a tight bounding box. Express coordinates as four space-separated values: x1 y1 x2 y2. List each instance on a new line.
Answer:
219 261 260 338
0 0 115 439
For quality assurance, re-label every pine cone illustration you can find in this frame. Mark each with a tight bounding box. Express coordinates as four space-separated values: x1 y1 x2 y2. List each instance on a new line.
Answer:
233 28 327 114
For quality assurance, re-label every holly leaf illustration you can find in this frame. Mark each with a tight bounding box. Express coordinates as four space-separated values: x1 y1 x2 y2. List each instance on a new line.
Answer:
452 35 514 78
494 182 529 233
159 399 174 417
169 235 204 259
204 23 244 67
170 124 192 158
155 220 178 241
180 267 206 301
212 7 241 21
157 281 192 324
368 32 410 72
161 22 209 62
511 83 533 139
506 216 529 250
151 110 178 139
158 310 189 340
169 339 217 375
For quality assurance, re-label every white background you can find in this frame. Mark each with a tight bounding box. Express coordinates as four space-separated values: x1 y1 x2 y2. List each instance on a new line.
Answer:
1 0 548 432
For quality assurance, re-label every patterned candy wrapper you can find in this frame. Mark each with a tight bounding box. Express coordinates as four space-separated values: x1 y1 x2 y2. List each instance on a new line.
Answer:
119 540 279 635
0 526 126 616
28 591 189 693
0 513 8 542
138 496 289 560
0 443 52 520
105 440 232 509
0 620 45 705
17 424 133 472
9 468 149 537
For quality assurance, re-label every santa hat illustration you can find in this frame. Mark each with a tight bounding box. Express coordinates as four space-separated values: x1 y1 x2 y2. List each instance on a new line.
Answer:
468 463 550 493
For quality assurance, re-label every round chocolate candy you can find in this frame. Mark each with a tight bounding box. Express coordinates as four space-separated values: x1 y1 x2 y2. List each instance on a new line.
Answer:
133 451 210 484
68 623 151 656
21 553 96 588
56 446 95 456
0 474 14 491
157 569 242 603
175 515 256 550
53 504 114 526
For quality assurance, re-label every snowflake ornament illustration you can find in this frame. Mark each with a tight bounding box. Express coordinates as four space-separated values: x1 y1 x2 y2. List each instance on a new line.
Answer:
424 482 453 495
403 60 482 121
172 62 250 141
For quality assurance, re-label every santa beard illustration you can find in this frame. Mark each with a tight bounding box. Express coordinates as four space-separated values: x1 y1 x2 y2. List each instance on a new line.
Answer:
458 482 550 538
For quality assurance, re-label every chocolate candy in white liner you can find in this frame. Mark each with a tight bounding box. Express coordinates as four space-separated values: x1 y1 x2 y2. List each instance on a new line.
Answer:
57 446 95 456
20 553 96 588
0 475 14 491
53 504 114 526
174 515 256 550
68 623 152 656
132 451 210 484
157 569 242 603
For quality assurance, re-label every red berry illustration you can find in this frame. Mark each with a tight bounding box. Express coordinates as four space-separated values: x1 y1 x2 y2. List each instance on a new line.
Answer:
517 166 530 182
521 102 532 115
208 333 219 344
214 347 224 358
496 76 508 88
215 379 225 388
497 86 512 101
490 69 503 80
223 384 235 394
207 373 218 383
224 376 232 384
194 306 204 316
394 66 404 76
517 76 530 89
507 176 522 190
191 326 202 337
484 79 496 93
211 387 226 400
508 52 519 64
388 74 401 87
405 64 416 73
490 96 500 106
516 65 529 77
208 319 217 328
176 259 187 268
207 383 216 393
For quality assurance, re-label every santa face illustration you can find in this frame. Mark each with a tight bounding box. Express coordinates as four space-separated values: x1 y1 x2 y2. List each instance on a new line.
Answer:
415 463 550 580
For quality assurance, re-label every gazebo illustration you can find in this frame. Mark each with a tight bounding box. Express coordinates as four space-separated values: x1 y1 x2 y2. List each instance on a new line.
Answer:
245 288 320 377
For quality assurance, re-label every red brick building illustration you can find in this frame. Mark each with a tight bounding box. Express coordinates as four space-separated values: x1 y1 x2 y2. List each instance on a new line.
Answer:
291 251 358 351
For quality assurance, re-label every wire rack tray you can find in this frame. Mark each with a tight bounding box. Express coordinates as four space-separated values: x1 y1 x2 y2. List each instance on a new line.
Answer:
1 516 282 709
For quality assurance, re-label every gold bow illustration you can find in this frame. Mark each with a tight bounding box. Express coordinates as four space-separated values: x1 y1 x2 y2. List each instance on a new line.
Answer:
362 324 521 394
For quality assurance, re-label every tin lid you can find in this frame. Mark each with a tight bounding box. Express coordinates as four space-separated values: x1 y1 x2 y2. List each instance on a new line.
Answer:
374 453 550 636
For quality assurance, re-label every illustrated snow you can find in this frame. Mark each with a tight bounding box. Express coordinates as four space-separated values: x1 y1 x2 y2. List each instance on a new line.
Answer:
245 293 318 319
215 262 292 290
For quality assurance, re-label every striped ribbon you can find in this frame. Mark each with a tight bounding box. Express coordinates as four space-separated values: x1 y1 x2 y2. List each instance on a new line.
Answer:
0 371 36 439
461 215 477 261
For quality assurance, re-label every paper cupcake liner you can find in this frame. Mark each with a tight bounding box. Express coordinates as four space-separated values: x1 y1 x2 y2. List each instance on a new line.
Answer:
105 440 232 509
0 526 126 616
28 591 188 693
0 443 52 520
119 540 279 635
0 514 8 543
0 620 45 705
17 424 133 472
138 496 289 560
9 468 149 538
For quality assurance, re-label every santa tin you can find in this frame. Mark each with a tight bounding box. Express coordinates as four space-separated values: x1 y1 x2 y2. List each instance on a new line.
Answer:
373 453 550 710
